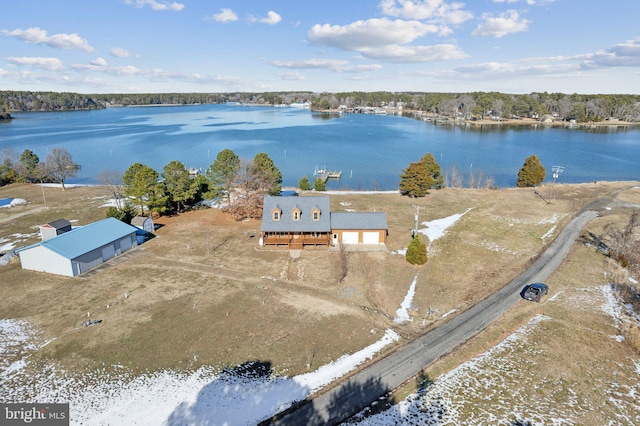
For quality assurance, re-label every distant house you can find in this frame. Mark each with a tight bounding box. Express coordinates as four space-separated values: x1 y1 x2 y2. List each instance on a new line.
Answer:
131 216 154 233
259 195 388 249
39 219 72 241
17 217 138 277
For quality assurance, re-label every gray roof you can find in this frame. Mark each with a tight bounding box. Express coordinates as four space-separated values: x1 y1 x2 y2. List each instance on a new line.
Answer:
44 219 71 229
261 195 331 233
131 216 152 226
18 217 137 260
330 212 388 230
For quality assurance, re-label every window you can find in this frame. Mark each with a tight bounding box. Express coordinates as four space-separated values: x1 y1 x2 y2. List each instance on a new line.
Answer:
292 207 301 221
272 209 281 221
312 207 321 221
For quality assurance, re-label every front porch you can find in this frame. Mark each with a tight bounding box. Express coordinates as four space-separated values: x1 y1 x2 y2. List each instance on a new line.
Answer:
261 232 331 249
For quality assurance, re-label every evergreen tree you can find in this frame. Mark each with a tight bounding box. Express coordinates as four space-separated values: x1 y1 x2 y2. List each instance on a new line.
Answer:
406 235 428 265
205 149 240 201
313 177 326 191
253 152 282 195
298 175 311 191
123 162 160 215
399 152 443 197
19 149 40 182
517 155 546 187
162 160 195 213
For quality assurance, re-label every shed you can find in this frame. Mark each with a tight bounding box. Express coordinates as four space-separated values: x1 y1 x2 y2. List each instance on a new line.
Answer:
40 219 72 241
131 216 154 233
17 217 138 277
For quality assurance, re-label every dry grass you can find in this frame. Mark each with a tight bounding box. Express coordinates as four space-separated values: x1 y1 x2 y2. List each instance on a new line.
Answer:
1 181 639 397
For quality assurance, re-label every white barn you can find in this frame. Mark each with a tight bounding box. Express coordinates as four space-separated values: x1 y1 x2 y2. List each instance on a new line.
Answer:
17 217 138 277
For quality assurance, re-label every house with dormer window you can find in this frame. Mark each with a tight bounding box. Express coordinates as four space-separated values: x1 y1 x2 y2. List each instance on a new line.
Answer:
259 195 388 249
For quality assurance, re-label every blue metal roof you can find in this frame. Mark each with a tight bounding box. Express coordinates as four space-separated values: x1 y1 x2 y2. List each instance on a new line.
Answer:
18 217 137 260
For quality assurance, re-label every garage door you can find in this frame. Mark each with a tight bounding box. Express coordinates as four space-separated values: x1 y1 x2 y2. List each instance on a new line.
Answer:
119 236 132 252
342 232 359 244
101 244 115 261
363 231 380 244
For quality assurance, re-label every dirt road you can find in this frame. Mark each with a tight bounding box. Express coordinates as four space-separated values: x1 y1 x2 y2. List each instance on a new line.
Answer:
266 209 600 425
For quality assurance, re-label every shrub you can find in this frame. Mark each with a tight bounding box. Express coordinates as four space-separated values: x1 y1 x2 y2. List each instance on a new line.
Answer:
298 175 311 191
313 177 326 191
406 235 427 265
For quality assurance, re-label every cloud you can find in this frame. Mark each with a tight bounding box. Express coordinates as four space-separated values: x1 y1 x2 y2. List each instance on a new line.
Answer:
210 8 238 23
271 58 382 73
360 44 468 62
579 37 640 68
271 58 350 70
260 11 282 25
278 72 305 81
72 57 109 72
7 57 65 71
379 0 473 25
472 10 530 38
2 27 94 52
124 0 184 11
308 18 439 51
110 47 136 58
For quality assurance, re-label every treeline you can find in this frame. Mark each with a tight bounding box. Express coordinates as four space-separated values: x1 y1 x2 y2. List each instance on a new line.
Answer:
312 91 640 122
2 90 639 122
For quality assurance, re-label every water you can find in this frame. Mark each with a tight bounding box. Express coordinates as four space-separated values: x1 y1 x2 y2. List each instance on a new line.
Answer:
1 103 639 189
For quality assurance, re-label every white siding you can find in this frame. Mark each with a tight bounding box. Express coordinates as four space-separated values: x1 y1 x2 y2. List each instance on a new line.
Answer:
18 246 74 277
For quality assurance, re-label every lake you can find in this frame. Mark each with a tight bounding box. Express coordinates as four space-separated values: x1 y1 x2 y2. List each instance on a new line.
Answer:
1 103 639 190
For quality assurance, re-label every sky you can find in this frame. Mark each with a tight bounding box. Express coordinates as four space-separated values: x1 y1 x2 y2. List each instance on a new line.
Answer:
1 0 639 95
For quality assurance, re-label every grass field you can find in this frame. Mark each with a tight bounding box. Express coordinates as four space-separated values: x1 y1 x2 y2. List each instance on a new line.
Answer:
2 181 640 423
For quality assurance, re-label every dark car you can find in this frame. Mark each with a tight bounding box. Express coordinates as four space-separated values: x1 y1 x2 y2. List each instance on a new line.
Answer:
522 282 549 302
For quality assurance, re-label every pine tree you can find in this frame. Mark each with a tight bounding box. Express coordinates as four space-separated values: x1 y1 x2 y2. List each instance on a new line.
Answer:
399 152 443 197
406 235 427 265
298 175 311 190
517 155 546 187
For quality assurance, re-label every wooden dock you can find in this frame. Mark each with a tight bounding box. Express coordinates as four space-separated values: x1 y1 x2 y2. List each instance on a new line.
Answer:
314 165 342 183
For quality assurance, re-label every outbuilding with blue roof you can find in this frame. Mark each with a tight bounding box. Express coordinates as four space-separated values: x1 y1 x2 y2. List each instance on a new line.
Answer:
17 217 138 277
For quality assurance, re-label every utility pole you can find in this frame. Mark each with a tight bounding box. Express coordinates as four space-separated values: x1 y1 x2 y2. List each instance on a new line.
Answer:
552 165 564 201
412 205 424 238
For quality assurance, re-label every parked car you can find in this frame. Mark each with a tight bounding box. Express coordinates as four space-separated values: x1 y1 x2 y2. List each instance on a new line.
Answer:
522 282 549 302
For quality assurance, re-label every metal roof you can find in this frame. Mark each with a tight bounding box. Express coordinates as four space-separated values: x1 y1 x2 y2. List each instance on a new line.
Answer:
261 195 331 233
43 218 71 229
18 217 137 260
330 212 388 230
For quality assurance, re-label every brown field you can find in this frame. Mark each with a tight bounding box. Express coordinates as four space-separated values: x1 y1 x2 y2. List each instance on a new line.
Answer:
1 181 640 420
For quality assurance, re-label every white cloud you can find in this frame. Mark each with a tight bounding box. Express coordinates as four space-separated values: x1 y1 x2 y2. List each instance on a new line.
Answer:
308 18 439 51
110 47 136 58
472 10 530 38
278 71 305 81
211 8 238 23
360 43 468 62
260 11 282 25
2 27 94 52
379 0 473 25
7 57 65 71
580 37 640 68
124 0 184 11
271 58 383 74
271 58 350 70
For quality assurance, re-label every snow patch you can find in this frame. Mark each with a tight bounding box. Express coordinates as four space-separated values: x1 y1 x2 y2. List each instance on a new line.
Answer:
395 275 418 324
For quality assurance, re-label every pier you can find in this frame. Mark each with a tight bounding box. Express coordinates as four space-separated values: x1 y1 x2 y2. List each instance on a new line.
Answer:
314 165 342 183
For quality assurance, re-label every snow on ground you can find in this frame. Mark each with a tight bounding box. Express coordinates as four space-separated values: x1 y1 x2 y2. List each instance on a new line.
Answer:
393 209 471 256
394 275 418 323
0 319 399 425
0 232 39 252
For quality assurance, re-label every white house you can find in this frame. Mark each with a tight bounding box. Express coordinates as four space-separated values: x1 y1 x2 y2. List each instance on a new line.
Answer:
17 217 138 277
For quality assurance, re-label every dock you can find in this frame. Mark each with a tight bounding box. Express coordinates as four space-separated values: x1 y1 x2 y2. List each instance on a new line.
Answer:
314 165 342 183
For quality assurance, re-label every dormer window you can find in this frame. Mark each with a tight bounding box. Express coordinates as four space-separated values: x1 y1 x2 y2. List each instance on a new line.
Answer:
312 207 321 221
272 207 282 221
292 207 301 221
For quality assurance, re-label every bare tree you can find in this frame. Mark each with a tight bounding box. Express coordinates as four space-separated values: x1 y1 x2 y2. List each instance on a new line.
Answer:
44 147 79 190
98 169 125 209
224 159 274 220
